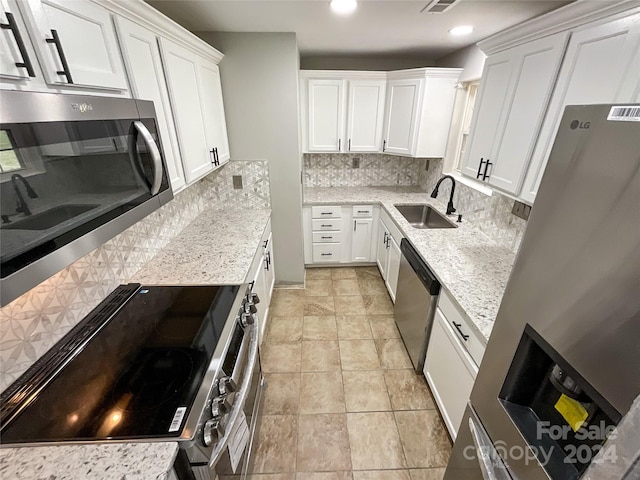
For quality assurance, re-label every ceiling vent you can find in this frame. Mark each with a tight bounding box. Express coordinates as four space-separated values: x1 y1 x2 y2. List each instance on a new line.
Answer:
420 0 462 14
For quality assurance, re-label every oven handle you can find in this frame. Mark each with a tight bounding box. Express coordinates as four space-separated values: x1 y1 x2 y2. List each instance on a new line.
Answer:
128 121 163 195
208 320 259 468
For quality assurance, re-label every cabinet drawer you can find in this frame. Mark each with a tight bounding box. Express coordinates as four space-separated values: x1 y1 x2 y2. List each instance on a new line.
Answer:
311 219 341 231
438 289 486 367
352 205 373 217
312 243 340 262
312 232 342 243
311 206 341 219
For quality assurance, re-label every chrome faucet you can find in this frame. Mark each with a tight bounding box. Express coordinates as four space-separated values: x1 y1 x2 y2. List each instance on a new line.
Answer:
11 174 38 216
430 175 457 215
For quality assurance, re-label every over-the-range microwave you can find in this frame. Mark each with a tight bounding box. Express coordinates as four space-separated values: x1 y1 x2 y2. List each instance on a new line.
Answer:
0 91 173 306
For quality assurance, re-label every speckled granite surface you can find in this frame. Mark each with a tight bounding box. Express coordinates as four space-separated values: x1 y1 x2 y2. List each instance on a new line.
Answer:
0 442 179 480
133 207 271 285
304 186 518 342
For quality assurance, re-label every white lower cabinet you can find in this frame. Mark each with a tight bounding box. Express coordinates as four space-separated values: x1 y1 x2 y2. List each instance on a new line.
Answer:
351 217 373 262
375 209 403 302
385 234 401 302
250 222 275 344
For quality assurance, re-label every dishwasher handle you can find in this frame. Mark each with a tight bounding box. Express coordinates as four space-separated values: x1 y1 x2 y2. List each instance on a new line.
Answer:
400 238 440 295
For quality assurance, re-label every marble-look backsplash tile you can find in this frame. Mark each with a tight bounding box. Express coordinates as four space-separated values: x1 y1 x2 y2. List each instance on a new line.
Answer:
0 160 270 392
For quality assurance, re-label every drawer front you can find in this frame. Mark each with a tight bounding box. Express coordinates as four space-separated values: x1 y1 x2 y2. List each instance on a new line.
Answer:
438 289 486 367
311 206 341 219
312 219 341 231
312 232 342 243
312 243 341 262
352 205 373 217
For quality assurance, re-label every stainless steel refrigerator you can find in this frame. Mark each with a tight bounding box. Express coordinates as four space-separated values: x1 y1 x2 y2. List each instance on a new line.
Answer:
444 104 640 480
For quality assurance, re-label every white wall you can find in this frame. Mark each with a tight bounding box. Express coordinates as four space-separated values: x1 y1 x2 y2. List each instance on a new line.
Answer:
301 54 436 71
197 32 305 286
437 44 486 82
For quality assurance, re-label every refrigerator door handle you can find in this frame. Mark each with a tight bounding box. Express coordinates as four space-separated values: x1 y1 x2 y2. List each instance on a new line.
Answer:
468 417 512 480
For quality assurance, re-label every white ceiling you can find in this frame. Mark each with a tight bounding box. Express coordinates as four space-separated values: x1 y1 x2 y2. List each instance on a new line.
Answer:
148 0 571 59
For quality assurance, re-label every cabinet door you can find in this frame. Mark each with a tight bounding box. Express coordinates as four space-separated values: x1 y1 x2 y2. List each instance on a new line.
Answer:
0 0 38 80
18 0 127 90
252 253 268 344
346 80 386 152
376 218 389 279
460 55 513 179
424 309 478 439
115 17 185 192
198 58 231 167
351 217 373 262
307 79 345 152
160 38 212 184
382 78 422 156
385 234 401 303
264 232 275 300
521 13 640 203
487 33 568 194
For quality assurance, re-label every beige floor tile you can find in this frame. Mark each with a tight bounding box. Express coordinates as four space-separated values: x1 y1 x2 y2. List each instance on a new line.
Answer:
357 276 388 296
331 267 358 279
263 373 301 415
375 339 413 370
272 292 306 316
409 469 446 480
353 471 411 480
297 414 352 472
363 295 394 315
261 342 302 373
333 278 361 296
339 340 381 370
305 279 335 297
384 370 435 411
252 415 297 473
334 296 366 316
343 370 390 412
265 316 303 343
247 474 295 480
346 412 406 470
336 315 373 340
304 297 336 316
306 268 333 280
355 266 382 279
303 316 338 340
368 316 400 339
301 341 341 372
297 473 352 480
395 411 452 468
299 371 346 414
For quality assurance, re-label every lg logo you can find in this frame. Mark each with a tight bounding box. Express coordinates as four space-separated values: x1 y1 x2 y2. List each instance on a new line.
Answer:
570 120 590 130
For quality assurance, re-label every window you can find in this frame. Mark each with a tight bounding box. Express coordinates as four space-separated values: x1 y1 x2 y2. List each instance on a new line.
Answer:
0 129 23 173
455 82 479 172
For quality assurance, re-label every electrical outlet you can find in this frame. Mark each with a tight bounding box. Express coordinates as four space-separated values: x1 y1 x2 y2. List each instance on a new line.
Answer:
512 200 531 220
352 157 360 169
232 175 243 190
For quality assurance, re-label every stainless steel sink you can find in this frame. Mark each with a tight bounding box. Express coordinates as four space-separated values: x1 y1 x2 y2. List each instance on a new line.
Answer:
394 204 457 229
4 204 99 230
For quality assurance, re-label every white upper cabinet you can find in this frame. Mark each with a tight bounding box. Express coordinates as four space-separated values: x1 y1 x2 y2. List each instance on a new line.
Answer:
115 17 185 192
520 12 640 203
382 78 421 156
0 0 39 81
307 79 346 152
160 37 212 184
197 58 231 167
346 79 386 152
17 0 127 90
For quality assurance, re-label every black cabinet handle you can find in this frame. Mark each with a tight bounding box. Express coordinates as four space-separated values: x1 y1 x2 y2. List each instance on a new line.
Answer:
382 232 388 244
452 322 469 341
321 253 332 256
354 220 357 231
482 160 492 181
476 158 486 179
348 138 351 151
263 240 268 248
357 210 368 214
45 29 73 84
320 212 332 215
338 138 341 151
321 236 332 239
321 224 332 227
1 12 35 77
382 140 386 152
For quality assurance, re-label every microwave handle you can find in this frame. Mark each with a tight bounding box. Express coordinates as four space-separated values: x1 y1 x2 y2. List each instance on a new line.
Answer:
208 319 260 467
128 121 163 195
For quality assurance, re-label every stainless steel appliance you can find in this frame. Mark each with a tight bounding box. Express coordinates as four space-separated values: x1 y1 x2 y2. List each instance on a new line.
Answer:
444 104 640 479
0 91 173 306
0 283 264 480
394 238 441 372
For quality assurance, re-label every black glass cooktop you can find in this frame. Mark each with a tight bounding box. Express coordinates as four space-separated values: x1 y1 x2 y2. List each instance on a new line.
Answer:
0 284 241 444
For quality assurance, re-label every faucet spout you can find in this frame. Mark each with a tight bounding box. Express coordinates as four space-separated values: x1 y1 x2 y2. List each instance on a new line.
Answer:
11 174 38 217
430 175 457 215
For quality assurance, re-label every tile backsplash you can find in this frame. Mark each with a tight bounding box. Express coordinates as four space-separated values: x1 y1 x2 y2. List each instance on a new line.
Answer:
0 160 270 392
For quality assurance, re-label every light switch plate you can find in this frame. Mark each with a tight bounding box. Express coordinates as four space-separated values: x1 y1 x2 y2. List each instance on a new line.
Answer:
232 175 243 190
352 157 360 169
512 200 531 220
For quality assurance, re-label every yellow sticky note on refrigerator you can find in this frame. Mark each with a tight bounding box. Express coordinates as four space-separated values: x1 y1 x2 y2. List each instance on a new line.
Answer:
555 394 589 432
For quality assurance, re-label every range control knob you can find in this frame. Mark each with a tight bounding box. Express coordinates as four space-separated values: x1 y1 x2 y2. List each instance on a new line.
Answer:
217 376 235 396
243 302 258 315
202 418 220 447
241 312 256 327
250 292 260 304
211 397 230 418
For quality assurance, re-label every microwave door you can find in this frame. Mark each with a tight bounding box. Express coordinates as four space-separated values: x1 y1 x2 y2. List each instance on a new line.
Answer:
128 121 163 195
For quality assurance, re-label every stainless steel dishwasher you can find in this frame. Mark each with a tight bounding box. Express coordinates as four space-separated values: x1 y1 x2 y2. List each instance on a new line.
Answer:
394 238 441 373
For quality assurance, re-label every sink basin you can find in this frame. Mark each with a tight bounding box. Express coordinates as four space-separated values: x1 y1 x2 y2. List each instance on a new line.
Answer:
3 204 99 231
394 204 457 229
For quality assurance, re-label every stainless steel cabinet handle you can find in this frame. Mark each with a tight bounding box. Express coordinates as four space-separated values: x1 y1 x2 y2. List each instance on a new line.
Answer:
383 232 388 244
354 220 357 231
348 138 351 151
452 322 469 341
1 12 35 77
338 138 341 151
383 140 386 152
45 29 73 84
476 158 486 179
482 160 492 181
468 416 512 480
128 121 163 195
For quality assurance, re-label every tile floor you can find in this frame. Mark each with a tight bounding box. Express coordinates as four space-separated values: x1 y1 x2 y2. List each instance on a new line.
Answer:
251 266 452 480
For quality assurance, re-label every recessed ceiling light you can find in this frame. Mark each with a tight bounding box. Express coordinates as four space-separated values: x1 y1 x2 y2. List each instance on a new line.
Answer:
330 0 357 15
449 25 474 36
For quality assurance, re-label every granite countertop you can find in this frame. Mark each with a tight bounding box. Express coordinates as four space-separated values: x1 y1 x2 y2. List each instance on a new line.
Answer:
304 186 518 342
0 443 179 480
